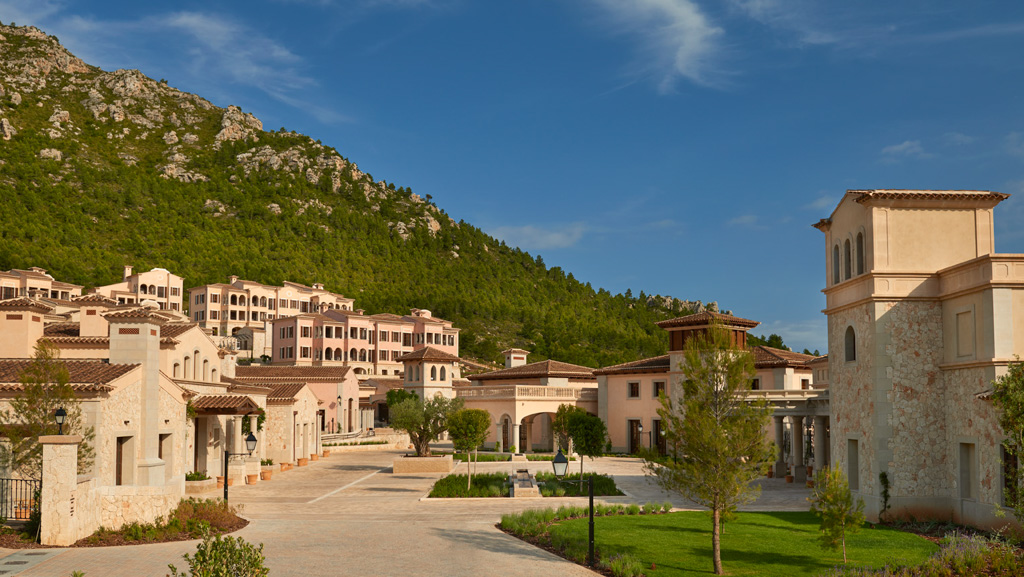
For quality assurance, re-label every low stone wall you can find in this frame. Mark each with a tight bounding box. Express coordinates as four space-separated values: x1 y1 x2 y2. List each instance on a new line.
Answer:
185 478 217 495
392 454 453 474
325 432 410 452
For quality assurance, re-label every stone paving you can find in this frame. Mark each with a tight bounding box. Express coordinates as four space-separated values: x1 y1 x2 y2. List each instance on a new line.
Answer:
0 449 811 576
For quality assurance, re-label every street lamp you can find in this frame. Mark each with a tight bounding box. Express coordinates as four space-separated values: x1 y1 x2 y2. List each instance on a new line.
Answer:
552 449 594 567
224 431 258 501
54 407 67 435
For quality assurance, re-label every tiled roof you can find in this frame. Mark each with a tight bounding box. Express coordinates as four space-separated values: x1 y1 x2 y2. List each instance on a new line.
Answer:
73 294 119 306
42 336 109 346
364 377 405 388
850 189 1009 204
0 298 55 313
267 382 307 402
396 347 460 363
234 365 351 381
593 355 671 376
102 308 168 322
0 359 138 390
471 359 596 382
44 322 81 337
323 309 363 320
655 311 760 330
220 375 274 392
367 313 404 321
751 346 818 368
161 323 199 339
40 297 79 307
191 394 260 412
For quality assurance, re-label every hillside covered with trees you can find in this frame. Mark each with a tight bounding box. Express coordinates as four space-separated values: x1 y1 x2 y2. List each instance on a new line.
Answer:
0 24 742 367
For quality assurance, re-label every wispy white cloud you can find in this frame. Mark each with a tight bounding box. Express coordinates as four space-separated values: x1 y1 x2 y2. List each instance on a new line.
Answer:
490 223 587 251
592 0 725 91
727 214 759 227
880 140 931 162
803 194 836 211
943 131 975 146
726 0 839 45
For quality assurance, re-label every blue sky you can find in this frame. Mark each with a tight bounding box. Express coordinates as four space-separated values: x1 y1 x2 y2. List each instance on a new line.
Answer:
6 0 1024 353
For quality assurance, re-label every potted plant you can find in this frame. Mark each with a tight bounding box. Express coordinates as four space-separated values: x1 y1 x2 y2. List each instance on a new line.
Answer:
246 473 259 484
322 449 331 458
280 462 292 472
785 466 794 483
261 459 274 481
297 457 309 467
767 465 774 478
806 465 813 477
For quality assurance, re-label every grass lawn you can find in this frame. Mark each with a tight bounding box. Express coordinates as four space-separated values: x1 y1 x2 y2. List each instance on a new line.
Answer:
548 511 937 576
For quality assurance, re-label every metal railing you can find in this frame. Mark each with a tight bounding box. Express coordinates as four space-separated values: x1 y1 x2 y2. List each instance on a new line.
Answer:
0 478 41 521
456 385 598 401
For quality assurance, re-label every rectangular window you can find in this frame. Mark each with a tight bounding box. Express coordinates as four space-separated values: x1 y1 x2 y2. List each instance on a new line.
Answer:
325 326 333 338
287 326 294 339
171 287 180 296
801 379 810 390
301 347 311 359
291 300 298 310
960 443 976 500
300 301 309 313
268 299 275 310
280 327 286 339
847 439 859 491
287 346 294 359
628 382 640 399
392 331 401 342
653 381 666 398
380 350 389 361
211 311 218 320
230 311 237 321
251 311 258 321
158 286 166 298
279 299 287 309
279 347 286 359
360 328 367 340
751 378 760 390
403 333 412 347
210 294 219 304
301 326 311 338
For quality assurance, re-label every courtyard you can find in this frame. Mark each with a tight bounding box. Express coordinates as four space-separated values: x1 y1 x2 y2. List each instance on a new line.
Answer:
0 448 812 576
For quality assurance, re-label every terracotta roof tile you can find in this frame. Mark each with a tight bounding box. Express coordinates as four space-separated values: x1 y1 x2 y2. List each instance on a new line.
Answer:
471 359 595 382
267 382 307 402
191 395 260 412
593 355 671 376
396 347 460 363
655 311 760 330
0 359 138 390
850 189 1009 204
42 336 110 346
44 322 81 337
233 365 351 381
0 298 55 313
102 308 168 322
73 294 119 306
751 346 818 368
160 323 199 339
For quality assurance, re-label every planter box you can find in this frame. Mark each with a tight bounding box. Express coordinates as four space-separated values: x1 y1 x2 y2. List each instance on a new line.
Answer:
310 454 319 462
186 478 217 495
261 470 273 481
322 450 330 458
246 473 259 485
297 458 309 467
280 462 292 472
392 454 453 474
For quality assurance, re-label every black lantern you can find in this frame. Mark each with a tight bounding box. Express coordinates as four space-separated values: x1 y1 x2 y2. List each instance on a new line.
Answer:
55 407 67 435
245 432 258 454
552 449 569 478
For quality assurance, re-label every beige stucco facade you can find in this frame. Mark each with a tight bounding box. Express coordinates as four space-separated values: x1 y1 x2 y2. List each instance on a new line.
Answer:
817 189 1024 529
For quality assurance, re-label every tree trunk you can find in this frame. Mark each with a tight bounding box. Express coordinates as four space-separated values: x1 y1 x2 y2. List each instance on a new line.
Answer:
467 451 472 491
712 507 723 575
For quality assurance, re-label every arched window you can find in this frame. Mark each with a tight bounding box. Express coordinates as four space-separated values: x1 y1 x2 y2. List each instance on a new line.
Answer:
440 367 446 381
193 350 201 380
239 295 246 306
325 348 333 361
150 285 157 295
856 232 865 275
431 366 437 381
211 368 217 382
183 356 191 380
359 349 367 362
832 245 840 284
843 239 852 280
261 296 267 307
230 294 238 306
203 359 209 381
335 347 342 360
350 348 357 361
173 362 180 378
845 326 856 362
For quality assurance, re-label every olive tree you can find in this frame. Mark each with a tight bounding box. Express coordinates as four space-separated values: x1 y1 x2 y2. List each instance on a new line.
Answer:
389 394 464 457
643 324 774 575
447 408 492 489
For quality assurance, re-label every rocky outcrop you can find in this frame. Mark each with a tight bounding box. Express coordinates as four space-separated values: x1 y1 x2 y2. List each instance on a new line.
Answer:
38 148 62 161
0 118 15 140
163 131 178 145
214 105 262 147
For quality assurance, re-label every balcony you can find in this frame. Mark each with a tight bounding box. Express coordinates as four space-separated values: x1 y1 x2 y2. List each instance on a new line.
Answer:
456 385 597 402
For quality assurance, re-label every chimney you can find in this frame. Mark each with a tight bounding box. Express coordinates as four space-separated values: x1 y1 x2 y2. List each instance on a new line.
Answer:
105 308 166 486
123 265 133 281
0 298 51 358
229 275 239 285
503 348 529 369
79 302 110 337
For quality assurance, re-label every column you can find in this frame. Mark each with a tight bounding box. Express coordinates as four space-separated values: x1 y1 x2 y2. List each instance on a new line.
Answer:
511 423 521 454
774 416 786 478
813 415 828 472
793 416 806 482
525 421 533 453
495 422 504 451
248 414 258 446
40 435 82 546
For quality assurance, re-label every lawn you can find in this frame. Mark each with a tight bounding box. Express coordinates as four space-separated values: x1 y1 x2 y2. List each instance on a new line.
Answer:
547 511 937 576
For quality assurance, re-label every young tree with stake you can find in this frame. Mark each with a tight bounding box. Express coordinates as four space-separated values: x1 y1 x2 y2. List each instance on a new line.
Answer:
447 408 491 489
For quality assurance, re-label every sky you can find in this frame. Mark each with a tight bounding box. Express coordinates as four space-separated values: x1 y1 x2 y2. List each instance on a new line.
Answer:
5 0 1024 353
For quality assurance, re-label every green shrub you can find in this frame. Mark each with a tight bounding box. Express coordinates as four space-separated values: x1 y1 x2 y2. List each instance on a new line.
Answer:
626 503 641 515
428 473 509 498
535 472 623 496
662 501 673 513
605 553 645 577
642 502 659 514
168 533 268 577
819 532 1022 576
260 459 273 466
185 471 210 481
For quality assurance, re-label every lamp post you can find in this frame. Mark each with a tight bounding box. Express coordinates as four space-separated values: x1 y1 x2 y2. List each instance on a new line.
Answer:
552 449 594 567
224 431 258 501
337 395 343 433
54 407 67 435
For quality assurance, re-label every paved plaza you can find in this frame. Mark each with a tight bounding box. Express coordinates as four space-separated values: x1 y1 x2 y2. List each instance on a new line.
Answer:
0 449 811 576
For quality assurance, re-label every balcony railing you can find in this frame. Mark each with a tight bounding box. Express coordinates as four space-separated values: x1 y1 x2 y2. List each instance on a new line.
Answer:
456 385 597 401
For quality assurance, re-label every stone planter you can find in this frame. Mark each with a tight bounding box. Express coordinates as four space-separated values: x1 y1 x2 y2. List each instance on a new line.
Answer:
310 454 319 462
246 473 259 485
280 462 292 472
785 475 794 484
186 478 217 495
297 457 309 467
392 454 453 474
322 450 331 458
261 470 273 481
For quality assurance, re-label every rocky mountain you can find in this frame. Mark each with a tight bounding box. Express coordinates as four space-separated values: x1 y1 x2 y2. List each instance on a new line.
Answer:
0 24 722 366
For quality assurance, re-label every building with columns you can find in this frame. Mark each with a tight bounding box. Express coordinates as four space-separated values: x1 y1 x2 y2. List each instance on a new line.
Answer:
91 265 185 313
815 189 1024 529
0 267 82 301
